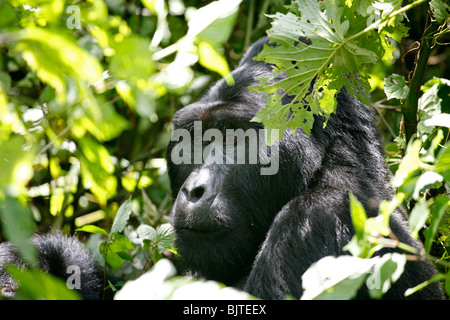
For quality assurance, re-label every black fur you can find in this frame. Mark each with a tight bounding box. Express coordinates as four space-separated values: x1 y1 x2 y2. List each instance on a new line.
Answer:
0 232 103 299
0 38 445 300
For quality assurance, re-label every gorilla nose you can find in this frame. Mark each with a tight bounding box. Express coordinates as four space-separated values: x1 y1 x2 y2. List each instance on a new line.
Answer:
183 184 205 203
181 169 214 205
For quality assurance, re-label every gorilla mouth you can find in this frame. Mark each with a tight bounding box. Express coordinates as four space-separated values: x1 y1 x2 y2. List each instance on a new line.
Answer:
176 226 229 239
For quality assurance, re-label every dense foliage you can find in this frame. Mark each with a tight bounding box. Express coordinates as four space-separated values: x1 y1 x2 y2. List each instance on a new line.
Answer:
0 0 449 299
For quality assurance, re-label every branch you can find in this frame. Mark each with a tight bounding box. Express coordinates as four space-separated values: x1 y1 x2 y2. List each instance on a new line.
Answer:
402 12 439 142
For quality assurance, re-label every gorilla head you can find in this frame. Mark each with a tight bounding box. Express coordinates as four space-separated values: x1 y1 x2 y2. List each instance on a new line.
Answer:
166 38 304 285
165 37 444 300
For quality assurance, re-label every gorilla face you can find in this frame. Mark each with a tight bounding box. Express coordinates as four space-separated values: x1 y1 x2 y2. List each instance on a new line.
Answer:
166 105 288 284
165 44 304 284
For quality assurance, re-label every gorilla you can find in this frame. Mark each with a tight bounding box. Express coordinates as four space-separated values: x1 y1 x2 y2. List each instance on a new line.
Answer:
0 37 445 300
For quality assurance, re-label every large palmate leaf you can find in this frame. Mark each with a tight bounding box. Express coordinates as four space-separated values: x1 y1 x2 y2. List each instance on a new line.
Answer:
251 0 408 143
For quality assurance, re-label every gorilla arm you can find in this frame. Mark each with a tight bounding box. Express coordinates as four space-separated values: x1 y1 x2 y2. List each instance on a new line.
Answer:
243 189 353 300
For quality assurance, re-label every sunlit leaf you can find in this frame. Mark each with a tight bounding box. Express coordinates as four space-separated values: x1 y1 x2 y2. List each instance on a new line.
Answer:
423 195 450 254
14 28 102 101
409 198 431 239
384 74 409 100
76 224 108 236
7 267 80 300
111 197 133 234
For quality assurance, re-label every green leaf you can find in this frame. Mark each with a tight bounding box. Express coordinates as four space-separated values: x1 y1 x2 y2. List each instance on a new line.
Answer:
367 253 406 299
14 28 102 101
435 142 450 181
100 233 135 271
251 0 399 138
0 2 17 28
77 137 117 206
76 225 108 236
408 198 430 239
349 192 367 241
430 0 450 24
187 0 242 45
7 267 80 300
412 171 444 200
155 223 175 254
137 224 157 241
0 197 37 265
109 36 155 83
198 41 234 85
301 255 374 300
384 74 410 100
111 197 133 234
391 139 421 188
423 195 450 254
417 78 450 136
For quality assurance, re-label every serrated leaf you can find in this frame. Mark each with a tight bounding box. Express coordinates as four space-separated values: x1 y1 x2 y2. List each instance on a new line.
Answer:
251 0 396 138
384 74 410 100
155 223 175 254
111 197 132 234
137 224 157 243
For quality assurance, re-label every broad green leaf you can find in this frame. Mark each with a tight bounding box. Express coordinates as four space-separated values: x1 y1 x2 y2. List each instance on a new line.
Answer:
100 233 135 271
198 41 234 85
115 259 253 300
391 139 421 188
49 189 64 216
186 0 242 45
423 195 450 254
109 36 155 83
435 141 450 181
366 193 405 237
349 192 367 241
0 197 37 265
384 74 409 100
0 135 35 193
367 253 406 299
430 0 450 24
424 114 450 128
155 223 175 254
417 78 450 136
408 198 430 239
14 28 102 101
0 2 17 28
412 171 444 200
7 267 80 300
137 224 157 241
251 0 403 139
111 197 133 234
76 224 108 236
301 255 374 300
77 137 117 206
72 102 129 142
